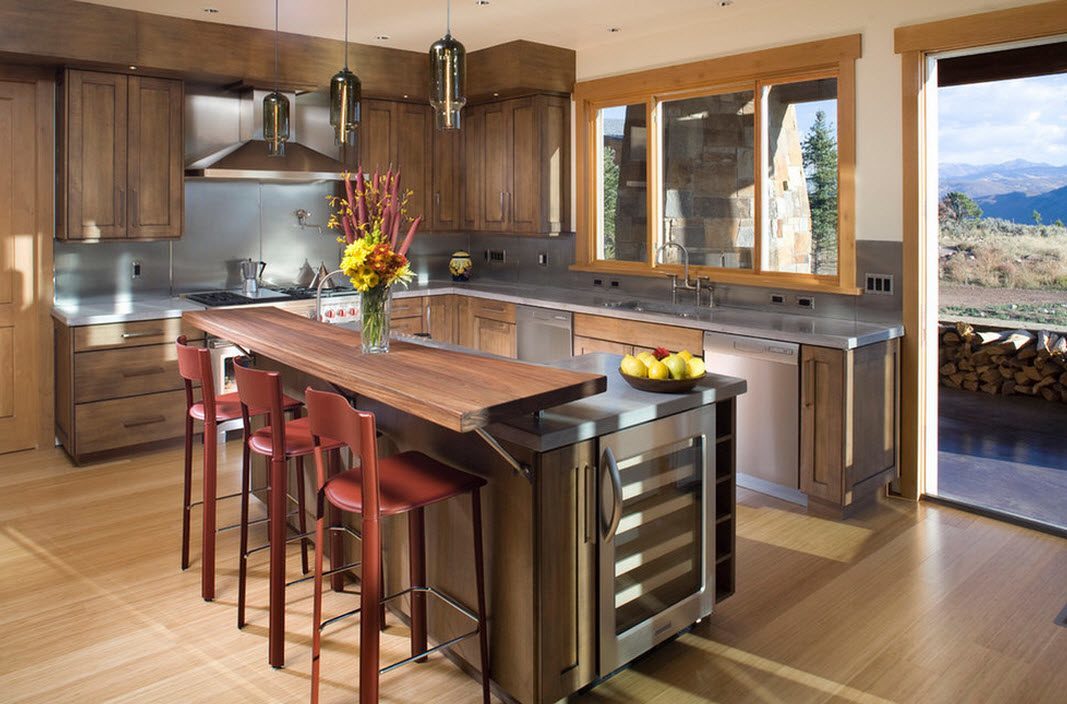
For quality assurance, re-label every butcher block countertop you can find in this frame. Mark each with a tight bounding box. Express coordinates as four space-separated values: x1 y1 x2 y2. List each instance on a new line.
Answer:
183 307 607 433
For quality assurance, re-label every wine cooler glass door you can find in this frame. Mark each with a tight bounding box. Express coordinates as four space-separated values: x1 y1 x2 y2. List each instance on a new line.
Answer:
598 407 716 675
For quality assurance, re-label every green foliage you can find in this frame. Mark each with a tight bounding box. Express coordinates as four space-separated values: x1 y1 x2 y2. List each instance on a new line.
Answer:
1033 209 1043 225
801 111 838 275
602 145 620 259
939 191 983 222
940 217 1067 290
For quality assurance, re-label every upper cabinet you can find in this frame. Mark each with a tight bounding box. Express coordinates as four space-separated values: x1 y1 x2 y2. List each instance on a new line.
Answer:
58 69 183 240
463 95 570 235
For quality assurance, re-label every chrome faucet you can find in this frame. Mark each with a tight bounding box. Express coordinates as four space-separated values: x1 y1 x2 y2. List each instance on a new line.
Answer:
656 240 699 305
311 269 347 322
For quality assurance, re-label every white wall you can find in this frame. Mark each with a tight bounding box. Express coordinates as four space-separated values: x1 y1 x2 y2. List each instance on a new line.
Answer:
574 0 1041 243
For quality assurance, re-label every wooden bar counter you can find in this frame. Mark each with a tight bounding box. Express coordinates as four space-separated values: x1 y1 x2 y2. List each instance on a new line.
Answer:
183 307 746 703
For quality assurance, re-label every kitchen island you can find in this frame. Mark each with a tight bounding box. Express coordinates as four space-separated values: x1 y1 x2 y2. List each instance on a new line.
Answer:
183 307 746 704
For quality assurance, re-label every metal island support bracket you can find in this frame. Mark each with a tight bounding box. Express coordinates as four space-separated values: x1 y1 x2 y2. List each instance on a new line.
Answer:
474 428 533 483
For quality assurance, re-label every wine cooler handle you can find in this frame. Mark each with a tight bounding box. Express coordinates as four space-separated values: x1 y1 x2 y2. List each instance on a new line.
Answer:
601 446 623 541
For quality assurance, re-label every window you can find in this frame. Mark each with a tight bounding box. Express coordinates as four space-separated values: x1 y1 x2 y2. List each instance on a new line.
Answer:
574 36 859 293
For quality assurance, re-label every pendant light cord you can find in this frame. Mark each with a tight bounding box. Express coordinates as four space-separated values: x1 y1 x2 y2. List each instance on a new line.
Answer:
446 0 451 36
344 0 350 69
273 0 279 89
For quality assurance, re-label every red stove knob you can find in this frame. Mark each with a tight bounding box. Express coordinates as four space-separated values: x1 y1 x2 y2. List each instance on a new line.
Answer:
348 307 357 316
337 309 346 317
324 309 334 318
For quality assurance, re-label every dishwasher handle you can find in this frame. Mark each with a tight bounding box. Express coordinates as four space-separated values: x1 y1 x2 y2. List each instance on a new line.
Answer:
703 332 798 365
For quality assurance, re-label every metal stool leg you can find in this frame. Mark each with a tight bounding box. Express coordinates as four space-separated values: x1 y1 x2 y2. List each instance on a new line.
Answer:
409 507 428 659
181 414 193 571
472 488 491 704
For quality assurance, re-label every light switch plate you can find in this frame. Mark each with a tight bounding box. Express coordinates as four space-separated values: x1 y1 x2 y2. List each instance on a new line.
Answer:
865 273 894 295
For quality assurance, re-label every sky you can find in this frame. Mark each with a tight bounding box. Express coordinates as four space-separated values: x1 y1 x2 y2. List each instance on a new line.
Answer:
938 73 1067 166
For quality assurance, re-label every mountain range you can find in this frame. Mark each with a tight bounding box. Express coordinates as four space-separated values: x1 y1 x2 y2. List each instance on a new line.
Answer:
940 160 1067 224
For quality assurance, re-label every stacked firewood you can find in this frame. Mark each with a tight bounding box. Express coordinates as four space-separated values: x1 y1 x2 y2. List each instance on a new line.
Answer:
939 321 1067 403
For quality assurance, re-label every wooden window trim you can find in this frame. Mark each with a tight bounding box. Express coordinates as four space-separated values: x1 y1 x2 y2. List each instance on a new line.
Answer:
573 34 861 294
894 0 1067 501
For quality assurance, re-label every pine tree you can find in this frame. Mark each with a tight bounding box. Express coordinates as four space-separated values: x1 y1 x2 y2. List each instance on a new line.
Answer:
602 146 620 258
802 111 838 275
939 191 983 222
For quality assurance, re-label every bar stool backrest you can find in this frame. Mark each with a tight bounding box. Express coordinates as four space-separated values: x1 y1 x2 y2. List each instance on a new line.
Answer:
175 335 218 420
304 388 381 519
233 356 287 458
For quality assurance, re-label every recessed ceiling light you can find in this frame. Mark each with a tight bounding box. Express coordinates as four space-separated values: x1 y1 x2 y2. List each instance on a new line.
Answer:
374 34 390 41
403 94 409 98
719 0 733 6
202 7 219 13
128 65 137 70
475 1 491 6
608 27 622 33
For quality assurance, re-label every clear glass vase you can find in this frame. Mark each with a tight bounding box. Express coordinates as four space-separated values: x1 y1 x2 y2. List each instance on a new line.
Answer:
360 286 392 354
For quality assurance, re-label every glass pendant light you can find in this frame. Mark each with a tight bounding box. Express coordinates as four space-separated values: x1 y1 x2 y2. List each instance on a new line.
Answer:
330 0 361 146
429 0 466 130
263 0 290 157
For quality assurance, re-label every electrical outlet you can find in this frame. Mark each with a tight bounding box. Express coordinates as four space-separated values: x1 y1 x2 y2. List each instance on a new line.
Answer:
131 260 142 279
593 278 603 287
864 273 894 295
537 252 548 266
796 295 815 310
485 249 506 263
610 280 620 288
769 292 786 305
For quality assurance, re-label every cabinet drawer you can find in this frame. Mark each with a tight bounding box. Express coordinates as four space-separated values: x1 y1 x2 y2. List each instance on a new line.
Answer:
573 335 632 356
73 318 203 352
75 389 189 455
573 313 702 353
392 315 425 336
74 342 193 403
392 296 425 319
469 298 516 324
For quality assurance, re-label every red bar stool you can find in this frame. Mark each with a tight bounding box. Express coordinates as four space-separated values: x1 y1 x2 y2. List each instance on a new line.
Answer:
233 357 350 668
305 387 491 704
175 335 301 601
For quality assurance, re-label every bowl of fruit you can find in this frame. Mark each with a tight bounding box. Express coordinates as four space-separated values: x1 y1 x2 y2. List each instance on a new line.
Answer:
618 347 707 393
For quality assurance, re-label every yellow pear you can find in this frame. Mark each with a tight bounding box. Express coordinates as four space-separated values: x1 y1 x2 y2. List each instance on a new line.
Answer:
648 360 669 380
620 354 647 378
677 349 693 362
663 354 687 379
686 357 706 378
637 351 656 368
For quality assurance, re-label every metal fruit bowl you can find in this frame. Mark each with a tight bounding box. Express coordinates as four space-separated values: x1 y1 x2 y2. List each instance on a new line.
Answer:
618 369 706 394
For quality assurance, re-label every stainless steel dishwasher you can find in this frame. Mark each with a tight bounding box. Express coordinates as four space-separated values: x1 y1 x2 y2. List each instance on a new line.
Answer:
703 331 805 505
516 306 573 362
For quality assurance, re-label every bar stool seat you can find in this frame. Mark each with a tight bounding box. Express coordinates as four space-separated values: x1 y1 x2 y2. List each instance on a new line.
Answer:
324 451 486 516
249 417 345 457
190 391 301 422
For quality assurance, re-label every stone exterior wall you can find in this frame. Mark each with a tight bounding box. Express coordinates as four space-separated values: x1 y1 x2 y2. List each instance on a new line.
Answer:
764 102 815 273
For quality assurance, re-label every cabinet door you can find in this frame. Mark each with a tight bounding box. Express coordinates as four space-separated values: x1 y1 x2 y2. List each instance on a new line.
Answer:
460 105 483 231
456 296 474 348
431 128 461 231
481 102 510 231
427 295 457 344
392 315 424 336
508 97 540 233
127 76 183 238
64 70 127 239
573 335 632 357
359 99 397 174
396 102 432 227
473 316 516 358
800 345 845 503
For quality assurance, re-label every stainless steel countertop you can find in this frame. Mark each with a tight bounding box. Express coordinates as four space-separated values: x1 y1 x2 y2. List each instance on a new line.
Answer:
487 353 747 452
52 280 902 349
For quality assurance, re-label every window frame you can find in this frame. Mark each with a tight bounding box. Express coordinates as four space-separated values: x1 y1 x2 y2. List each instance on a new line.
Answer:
573 35 861 294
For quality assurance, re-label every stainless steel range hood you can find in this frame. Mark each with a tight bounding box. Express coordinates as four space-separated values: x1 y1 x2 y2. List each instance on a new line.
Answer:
185 90 346 182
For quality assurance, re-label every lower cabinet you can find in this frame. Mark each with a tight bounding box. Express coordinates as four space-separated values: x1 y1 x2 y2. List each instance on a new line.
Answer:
391 295 426 336
800 339 900 516
426 294 459 344
458 298 517 358
572 313 703 356
54 316 204 464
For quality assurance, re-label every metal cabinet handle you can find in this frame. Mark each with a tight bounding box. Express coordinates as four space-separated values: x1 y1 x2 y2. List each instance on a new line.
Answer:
803 358 815 408
601 447 623 541
121 330 164 339
584 463 595 545
123 415 166 428
121 366 165 378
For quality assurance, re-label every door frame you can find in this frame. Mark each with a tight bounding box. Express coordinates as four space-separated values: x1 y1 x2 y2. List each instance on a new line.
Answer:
0 64 55 451
894 0 1067 499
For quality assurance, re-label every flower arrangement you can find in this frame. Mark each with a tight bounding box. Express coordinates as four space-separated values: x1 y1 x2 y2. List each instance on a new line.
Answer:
327 167 422 352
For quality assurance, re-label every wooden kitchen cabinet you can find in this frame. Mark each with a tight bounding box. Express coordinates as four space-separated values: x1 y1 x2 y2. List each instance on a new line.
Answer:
572 313 703 356
462 95 570 234
431 128 462 231
800 339 899 517
58 69 183 240
55 317 204 463
426 295 458 344
458 298 517 358
391 295 425 336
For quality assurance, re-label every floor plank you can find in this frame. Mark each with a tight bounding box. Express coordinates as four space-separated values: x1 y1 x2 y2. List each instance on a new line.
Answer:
0 442 1064 703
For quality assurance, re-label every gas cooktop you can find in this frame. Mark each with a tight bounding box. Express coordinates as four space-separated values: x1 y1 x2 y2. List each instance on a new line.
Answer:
186 286 357 307
271 285 357 300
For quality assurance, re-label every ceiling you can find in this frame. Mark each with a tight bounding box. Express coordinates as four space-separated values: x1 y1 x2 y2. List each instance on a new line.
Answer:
79 0 756 54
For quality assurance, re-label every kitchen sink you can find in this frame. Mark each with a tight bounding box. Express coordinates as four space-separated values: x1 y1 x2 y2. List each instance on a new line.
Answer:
600 299 702 319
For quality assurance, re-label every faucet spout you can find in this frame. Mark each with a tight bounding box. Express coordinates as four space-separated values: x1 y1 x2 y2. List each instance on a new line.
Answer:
313 269 347 322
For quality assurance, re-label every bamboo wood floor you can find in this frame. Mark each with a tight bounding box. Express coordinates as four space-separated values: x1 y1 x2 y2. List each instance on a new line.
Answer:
1 440 1064 703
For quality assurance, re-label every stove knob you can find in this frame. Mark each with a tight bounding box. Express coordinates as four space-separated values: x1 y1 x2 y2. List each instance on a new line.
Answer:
337 309 346 318
324 309 334 319
348 307 357 316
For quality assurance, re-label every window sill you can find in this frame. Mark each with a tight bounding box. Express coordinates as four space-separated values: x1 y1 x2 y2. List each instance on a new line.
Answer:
569 263 862 296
